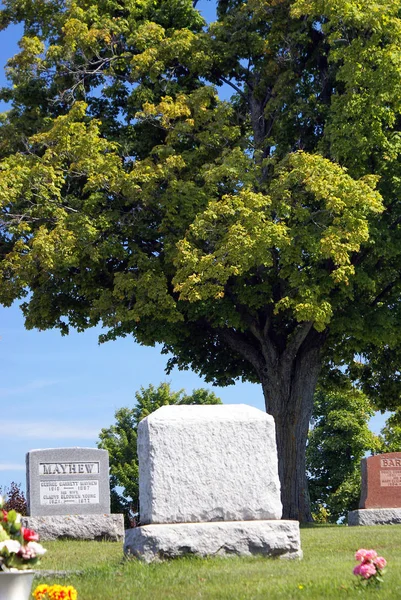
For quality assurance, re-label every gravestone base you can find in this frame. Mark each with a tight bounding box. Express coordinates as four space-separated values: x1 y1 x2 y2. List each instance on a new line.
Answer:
124 520 302 563
22 514 124 541
348 508 401 526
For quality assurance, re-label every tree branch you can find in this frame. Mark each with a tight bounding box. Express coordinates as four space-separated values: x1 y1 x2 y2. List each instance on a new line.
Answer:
222 289 278 368
282 321 314 365
220 328 265 378
370 279 399 307
389 215 401 230
248 320 278 368
219 76 248 101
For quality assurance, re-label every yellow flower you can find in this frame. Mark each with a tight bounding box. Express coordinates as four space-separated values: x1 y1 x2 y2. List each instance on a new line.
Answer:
33 584 50 599
33 584 78 600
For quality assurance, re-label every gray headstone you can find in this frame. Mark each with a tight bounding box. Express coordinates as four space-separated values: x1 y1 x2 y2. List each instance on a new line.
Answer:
26 447 110 516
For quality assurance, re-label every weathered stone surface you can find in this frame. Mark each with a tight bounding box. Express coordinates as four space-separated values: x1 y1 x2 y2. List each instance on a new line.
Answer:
124 520 302 562
22 514 124 541
138 404 282 525
348 508 401 526
359 453 401 509
26 447 110 516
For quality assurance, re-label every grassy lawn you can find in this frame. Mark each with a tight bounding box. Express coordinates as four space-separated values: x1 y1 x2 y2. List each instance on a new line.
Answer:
33 525 401 599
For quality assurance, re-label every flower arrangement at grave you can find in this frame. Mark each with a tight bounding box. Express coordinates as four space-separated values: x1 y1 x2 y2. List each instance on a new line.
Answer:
33 584 78 599
0 495 46 571
353 549 386 586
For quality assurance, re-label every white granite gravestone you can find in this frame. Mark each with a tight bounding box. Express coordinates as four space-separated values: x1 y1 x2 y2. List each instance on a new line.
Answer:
23 448 124 541
124 404 302 561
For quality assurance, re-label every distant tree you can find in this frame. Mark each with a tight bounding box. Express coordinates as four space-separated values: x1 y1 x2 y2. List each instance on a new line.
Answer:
0 482 27 515
379 411 401 453
307 387 380 523
98 382 221 525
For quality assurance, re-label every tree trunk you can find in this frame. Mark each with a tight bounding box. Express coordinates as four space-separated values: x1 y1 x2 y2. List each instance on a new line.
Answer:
221 324 324 523
261 338 322 522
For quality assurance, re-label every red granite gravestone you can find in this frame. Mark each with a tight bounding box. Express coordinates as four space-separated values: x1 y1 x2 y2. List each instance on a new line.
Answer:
359 453 401 509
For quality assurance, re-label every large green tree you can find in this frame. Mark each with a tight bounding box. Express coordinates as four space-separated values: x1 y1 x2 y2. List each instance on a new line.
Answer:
1 0 401 521
98 382 221 525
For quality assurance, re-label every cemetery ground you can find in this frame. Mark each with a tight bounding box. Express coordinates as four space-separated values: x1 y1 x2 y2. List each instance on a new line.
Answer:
33 524 401 599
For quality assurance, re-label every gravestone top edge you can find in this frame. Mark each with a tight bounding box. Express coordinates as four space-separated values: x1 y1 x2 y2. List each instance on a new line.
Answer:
142 403 273 423
363 452 401 462
27 447 108 453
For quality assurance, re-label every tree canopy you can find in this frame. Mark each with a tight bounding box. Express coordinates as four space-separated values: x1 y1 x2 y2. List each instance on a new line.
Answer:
2 0 401 520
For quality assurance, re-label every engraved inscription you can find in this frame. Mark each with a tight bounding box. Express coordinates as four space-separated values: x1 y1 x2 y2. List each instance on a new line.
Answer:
39 462 99 476
381 458 401 468
39 480 100 505
380 470 401 487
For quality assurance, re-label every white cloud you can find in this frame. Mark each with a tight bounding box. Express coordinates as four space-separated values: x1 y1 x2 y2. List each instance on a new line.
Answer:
0 421 100 440
0 379 62 398
0 463 25 471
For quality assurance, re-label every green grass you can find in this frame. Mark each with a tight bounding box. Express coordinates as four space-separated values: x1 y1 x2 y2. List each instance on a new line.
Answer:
33 525 401 599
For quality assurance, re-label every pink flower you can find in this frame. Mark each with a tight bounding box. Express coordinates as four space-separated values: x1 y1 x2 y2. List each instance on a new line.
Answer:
355 549 368 561
358 562 377 579
364 549 378 561
375 556 387 570
354 548 386 585
18 544 36 560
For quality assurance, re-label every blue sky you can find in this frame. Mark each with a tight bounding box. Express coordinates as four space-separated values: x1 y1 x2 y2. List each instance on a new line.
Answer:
0 1 387 493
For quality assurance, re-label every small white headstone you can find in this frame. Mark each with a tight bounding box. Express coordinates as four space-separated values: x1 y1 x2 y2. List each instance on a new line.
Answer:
138 404 282 524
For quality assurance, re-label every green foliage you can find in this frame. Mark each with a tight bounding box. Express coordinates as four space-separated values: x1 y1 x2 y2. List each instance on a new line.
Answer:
0 0 394 378
379 410 401 452
3 0 401 518
311 504 331 524
307 387 380 523
97 382 221 524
